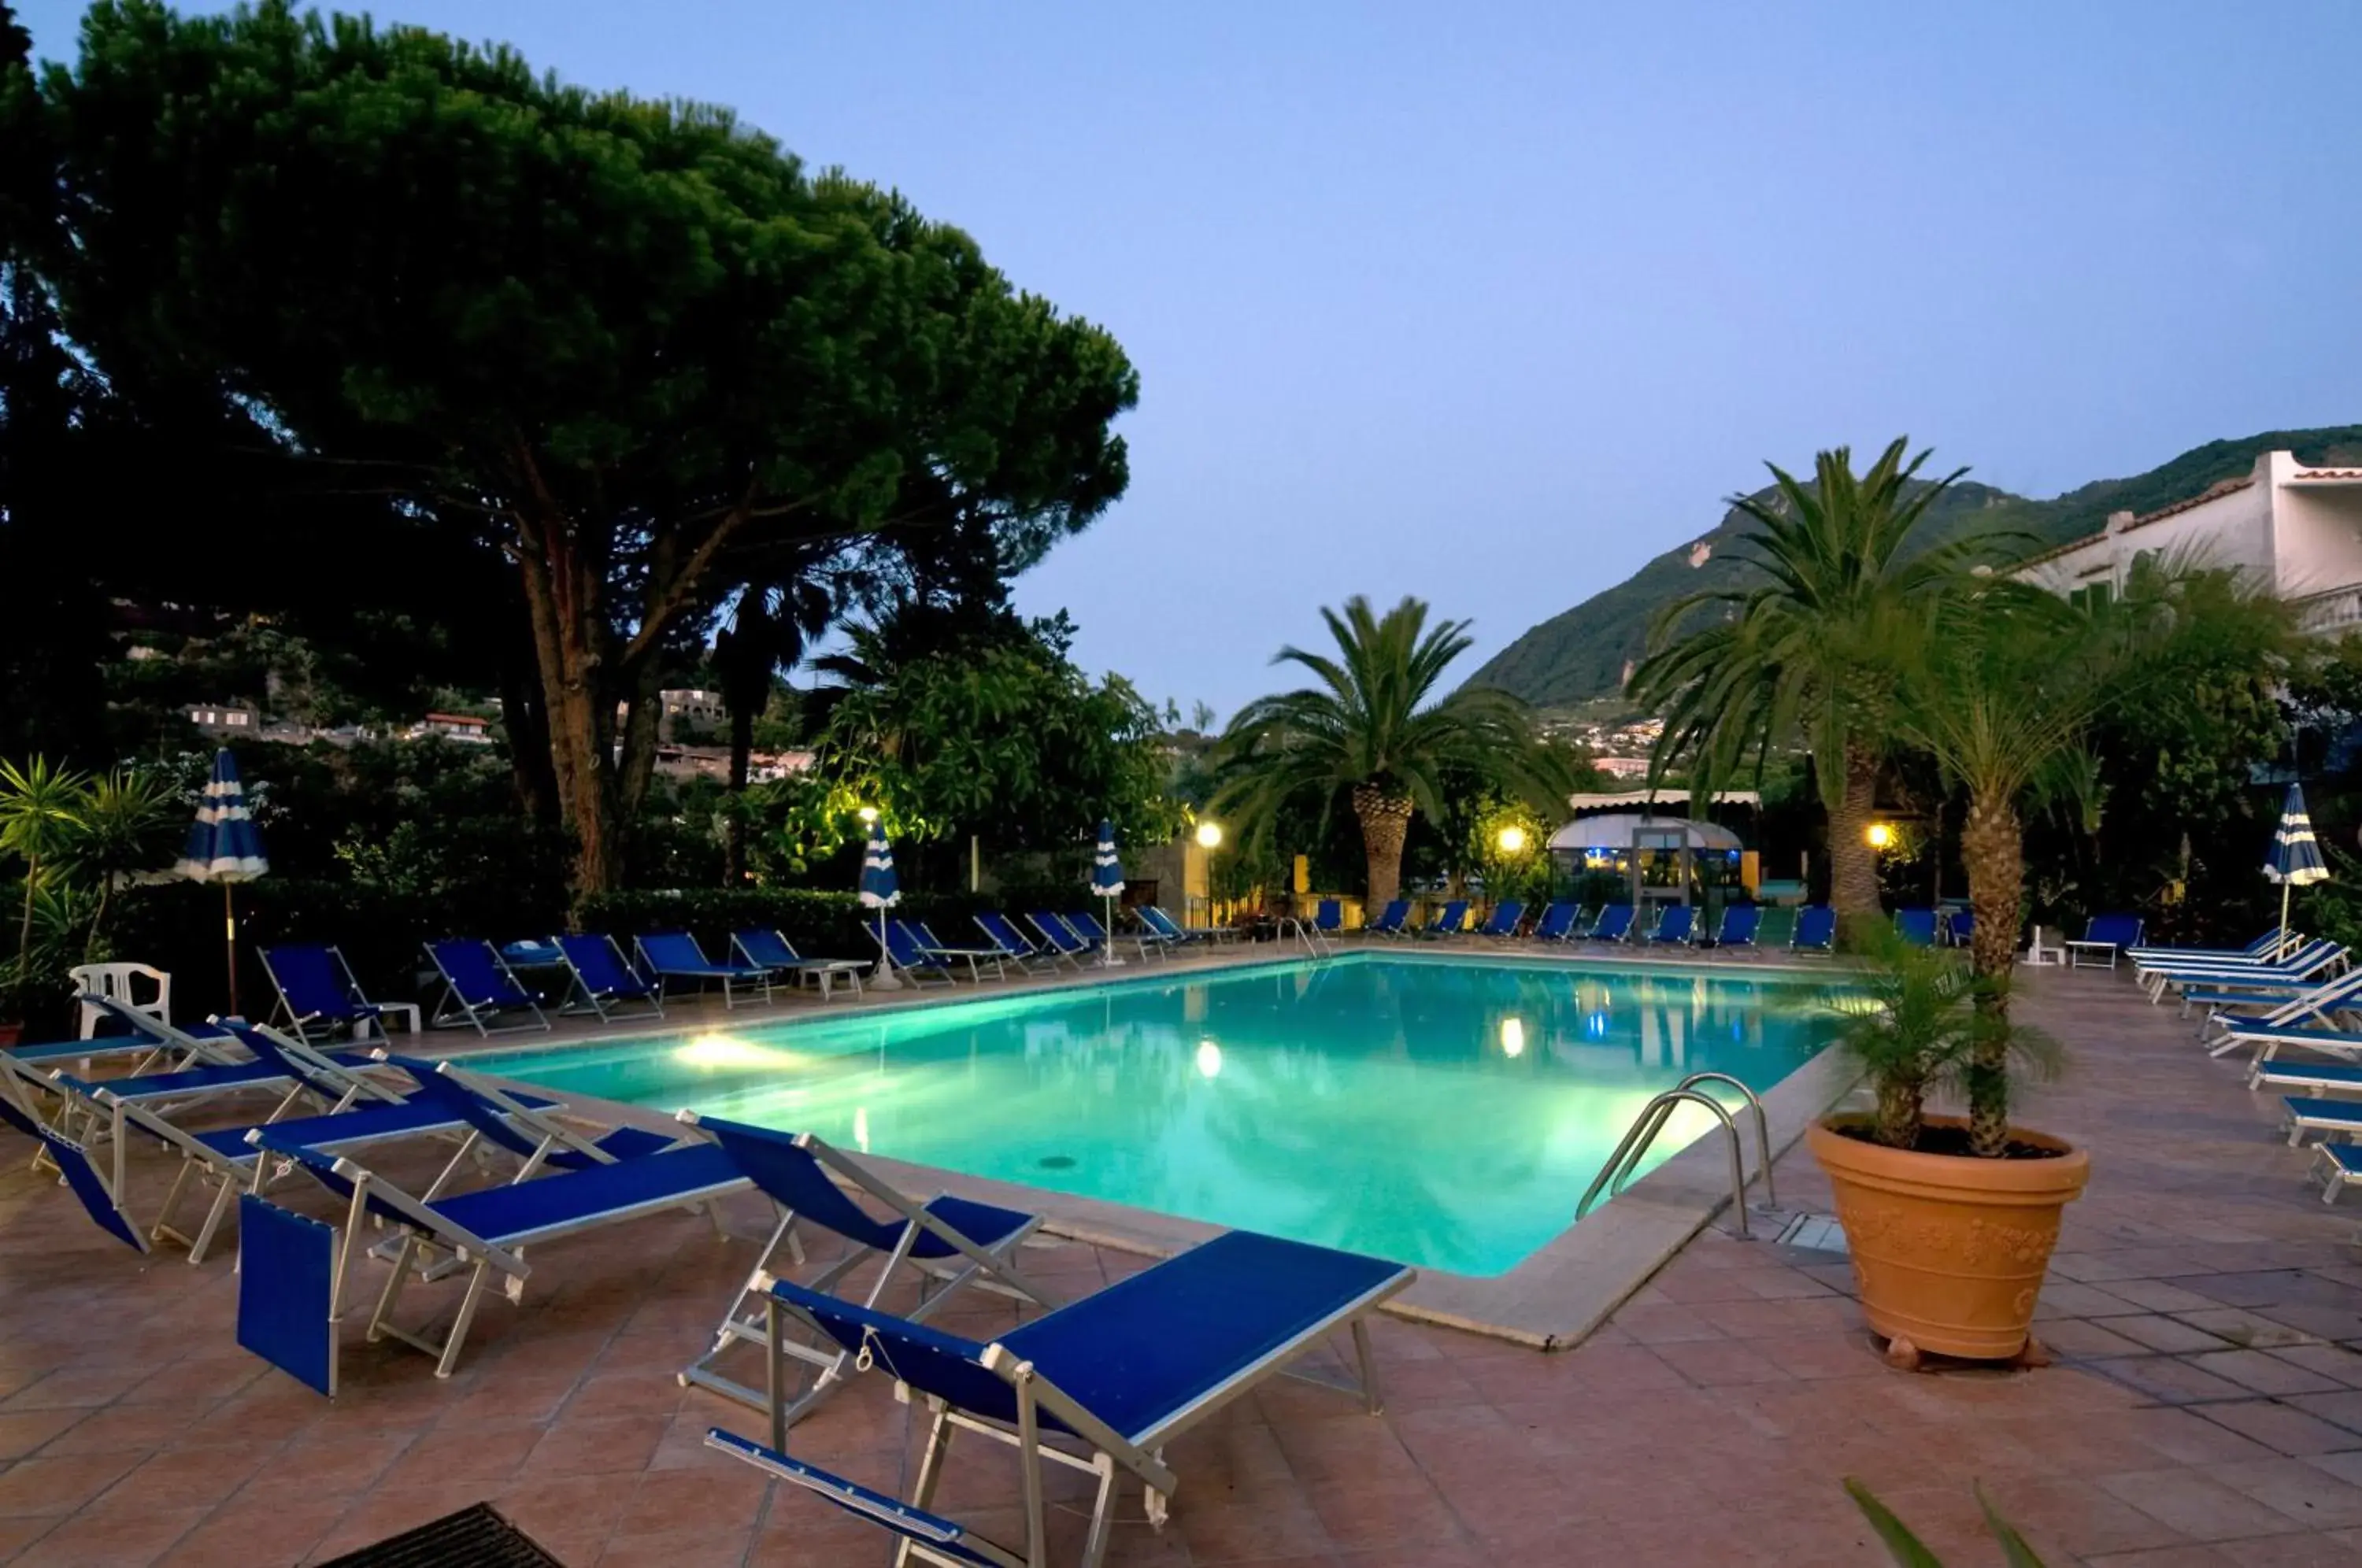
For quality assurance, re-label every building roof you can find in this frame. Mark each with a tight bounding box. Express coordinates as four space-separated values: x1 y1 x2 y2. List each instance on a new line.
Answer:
2014 475 2258 570
422 712 488 726
1565 790 1760 810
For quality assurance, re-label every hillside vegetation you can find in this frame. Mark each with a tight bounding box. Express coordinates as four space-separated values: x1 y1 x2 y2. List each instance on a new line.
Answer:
1468 426 2362 710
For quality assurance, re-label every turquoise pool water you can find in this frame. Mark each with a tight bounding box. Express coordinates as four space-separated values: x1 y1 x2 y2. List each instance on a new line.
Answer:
474 953 1849 1276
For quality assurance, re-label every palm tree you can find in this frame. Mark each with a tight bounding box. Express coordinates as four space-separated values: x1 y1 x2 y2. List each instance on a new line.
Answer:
1631 439 1990 934
63 767 180 959
1902 564 2290 1155
1213 596 1563 909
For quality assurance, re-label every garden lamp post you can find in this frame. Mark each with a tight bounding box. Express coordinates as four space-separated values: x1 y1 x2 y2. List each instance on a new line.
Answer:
1196 819 1223 930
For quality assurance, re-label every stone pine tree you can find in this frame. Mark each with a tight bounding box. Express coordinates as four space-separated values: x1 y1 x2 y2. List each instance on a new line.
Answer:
37 2 1137 901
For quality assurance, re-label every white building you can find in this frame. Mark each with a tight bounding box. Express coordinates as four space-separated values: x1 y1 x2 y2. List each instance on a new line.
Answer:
2016 451 2362 634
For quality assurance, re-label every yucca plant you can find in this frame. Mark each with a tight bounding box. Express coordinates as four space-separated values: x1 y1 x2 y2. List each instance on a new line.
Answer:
62 766 182 960
0 756 87 1019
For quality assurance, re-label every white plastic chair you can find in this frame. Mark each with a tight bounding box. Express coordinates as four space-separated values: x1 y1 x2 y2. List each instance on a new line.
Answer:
67 963 172 1040
2021 926 2064 968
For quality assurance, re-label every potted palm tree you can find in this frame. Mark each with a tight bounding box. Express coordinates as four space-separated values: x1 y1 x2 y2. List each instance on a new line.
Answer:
1808 929 2068 1365
1813 563 2289 1365
0 756 89 1046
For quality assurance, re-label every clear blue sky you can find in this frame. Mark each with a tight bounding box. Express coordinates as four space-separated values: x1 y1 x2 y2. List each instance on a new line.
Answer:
20 2 2362 718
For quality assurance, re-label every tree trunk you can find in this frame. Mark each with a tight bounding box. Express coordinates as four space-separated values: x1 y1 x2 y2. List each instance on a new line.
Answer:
723 700 753 886
1960 790 2023 1157
1827 741 1884 942
1873 1078 1923 1150
513 520 618 907
1353 784 1414 908
496 653 557 825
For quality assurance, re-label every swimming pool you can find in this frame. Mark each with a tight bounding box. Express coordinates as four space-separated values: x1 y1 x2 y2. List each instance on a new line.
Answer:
474 953 1849 1276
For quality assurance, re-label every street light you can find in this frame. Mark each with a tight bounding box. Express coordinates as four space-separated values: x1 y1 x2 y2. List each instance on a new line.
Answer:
1496 824 1529 856
857 804 879 825
1865 822 1896 850
1195 819 1223 929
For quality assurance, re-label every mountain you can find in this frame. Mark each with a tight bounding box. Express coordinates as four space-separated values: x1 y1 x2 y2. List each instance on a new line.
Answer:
1466 426 2362 711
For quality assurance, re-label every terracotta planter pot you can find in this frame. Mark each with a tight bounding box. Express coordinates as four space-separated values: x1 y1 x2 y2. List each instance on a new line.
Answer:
1808 1114 2089 1362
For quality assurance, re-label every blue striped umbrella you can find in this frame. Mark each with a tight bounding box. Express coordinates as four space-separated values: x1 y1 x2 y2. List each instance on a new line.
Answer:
857 820 903 989
1092 819 1125 967
176 749 268 1014
2265 782 2329 948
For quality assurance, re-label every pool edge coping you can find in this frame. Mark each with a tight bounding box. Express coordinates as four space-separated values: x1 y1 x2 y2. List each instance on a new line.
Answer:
450 945 1861 1350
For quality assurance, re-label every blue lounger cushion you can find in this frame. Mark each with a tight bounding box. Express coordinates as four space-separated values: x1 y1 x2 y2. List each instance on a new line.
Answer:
2255 1062 2362 1091
2211 1019 2362 1047
428 1142 744 1246
2282 1096 2362 1128
774 1230 1409 1444
191 1096 510 1163
54 1059 300 1104
2327 1145 2362 1177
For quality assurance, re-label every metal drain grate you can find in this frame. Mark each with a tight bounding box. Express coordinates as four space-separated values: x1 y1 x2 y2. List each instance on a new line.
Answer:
317 1503 569 1568
1775 1212 1849 1254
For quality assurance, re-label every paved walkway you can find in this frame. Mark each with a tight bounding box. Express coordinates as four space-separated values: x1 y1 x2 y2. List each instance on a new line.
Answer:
0 967 2356 1564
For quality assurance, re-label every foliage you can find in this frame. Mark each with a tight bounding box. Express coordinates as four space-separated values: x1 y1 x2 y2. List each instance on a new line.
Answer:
1214 596 1569 908
1846 1480 2047 1567
61 766 182 959
0 754 86 1016
816 632 1180 861
1472 424 2362 710
1631 438 2005 925
36 0 1138 898
1831 930 2059 1151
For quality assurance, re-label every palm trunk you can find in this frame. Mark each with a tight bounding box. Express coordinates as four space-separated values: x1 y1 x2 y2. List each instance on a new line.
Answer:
1960 790 2023 1157
1827 741 1884 941
1353 784 1414 909
723 701 754 886
1873 1079 1923 1149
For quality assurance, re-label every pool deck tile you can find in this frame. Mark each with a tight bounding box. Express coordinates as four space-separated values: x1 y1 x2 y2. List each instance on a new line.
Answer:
2 960 2360 1563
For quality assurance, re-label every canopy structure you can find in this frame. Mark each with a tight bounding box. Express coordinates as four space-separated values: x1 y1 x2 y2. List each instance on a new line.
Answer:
1565 790 1760 812
1547 813 1742 852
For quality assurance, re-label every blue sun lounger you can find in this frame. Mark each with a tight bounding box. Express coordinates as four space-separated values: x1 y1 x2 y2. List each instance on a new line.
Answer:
1367 899 1412 938
676 1111 1053 1423
1474 900 1523 940
2190 968 2362 1051
1138 905 1218 949
1420 899 1469 938
1713 904 1760 950
1587 903 1635 945
1793 905 1838 952
87 1036 556 1266
2278 1096 2362 1146
260 943 390 1043
1529 901 1579 943
2251 1059 2362 1096
879 919 1000 983
975 911 1065 971
1027 912 1097 965
2312 1141 2362 1204
240 1124 746 1390
1315 898 1342 935
1067 909 1164 964
636 930 774 1009
424 939 550 1034
2139 934 2345 983
552 934 665 1022
731 929 867 1002
1895 908 1938 948
2130 928 2291 967
706 1230 1413 1568
2063 912 2144 969
1648 905 1697 946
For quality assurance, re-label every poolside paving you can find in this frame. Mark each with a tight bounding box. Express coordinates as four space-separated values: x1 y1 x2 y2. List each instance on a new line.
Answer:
0 963 2357 1564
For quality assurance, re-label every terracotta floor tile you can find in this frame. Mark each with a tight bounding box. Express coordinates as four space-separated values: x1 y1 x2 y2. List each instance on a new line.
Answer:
2270 1344 2362 1388
0 1450 143 1517
2042 1316 2157 1358
1646 1337 1795 1387
518 1412 670 1478
2190 1350 2352 1399
150 1496 348 1567
594 1526 753 1566
2174 1308 2330 1350
2095 1355 2258 1405
1302 1477 1467 1551
0 1408 86 1462
2284 1390 2362 1435
6 1503 210 1568
2210 1455 2362 1528
612 1464 772 1537
2108 1314 2242 1354
2201 1400 2362 1458
2097 1468 2314 1540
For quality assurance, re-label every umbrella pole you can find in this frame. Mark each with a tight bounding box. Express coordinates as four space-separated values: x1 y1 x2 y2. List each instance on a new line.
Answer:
872 908 904 991
1102 893 1122 968
223 883 239 1017
2280 882 2294 958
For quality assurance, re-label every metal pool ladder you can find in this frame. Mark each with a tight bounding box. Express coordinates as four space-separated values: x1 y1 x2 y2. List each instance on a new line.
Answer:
1278 916 1335 960
1575 1071 1775 1238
